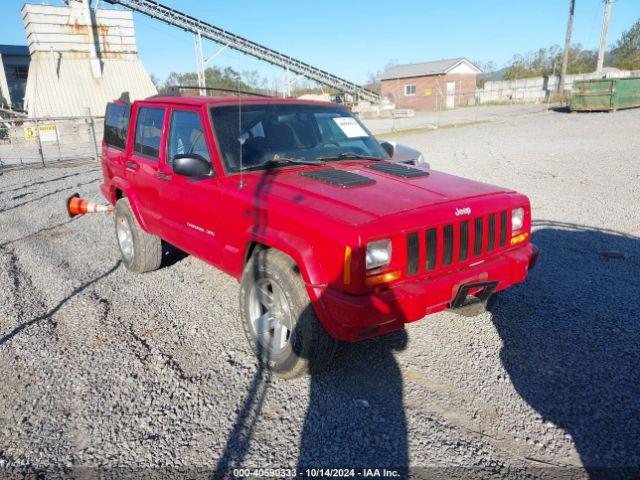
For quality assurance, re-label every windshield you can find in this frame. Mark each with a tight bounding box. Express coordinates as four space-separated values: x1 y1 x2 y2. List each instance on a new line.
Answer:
209 103 388 173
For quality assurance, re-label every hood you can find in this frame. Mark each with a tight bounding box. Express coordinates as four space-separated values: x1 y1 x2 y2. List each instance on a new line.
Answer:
242 163 513 225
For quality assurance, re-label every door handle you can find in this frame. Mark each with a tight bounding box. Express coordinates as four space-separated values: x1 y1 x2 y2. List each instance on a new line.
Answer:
157 172 172 181
125 161 138 171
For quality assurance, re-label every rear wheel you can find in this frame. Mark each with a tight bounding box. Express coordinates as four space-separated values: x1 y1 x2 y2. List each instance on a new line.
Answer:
114 198 162 273
239 249 337 379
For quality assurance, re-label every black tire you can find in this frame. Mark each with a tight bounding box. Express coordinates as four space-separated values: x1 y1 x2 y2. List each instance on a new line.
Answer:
239 249 338 379
114 198 162 273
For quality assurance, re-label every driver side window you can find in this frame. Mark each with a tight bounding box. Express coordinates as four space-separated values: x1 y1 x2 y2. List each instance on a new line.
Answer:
168 110 210 166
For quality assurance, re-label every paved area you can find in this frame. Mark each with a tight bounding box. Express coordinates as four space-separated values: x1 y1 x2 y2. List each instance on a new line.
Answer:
0 107 639 478
362 103 555 135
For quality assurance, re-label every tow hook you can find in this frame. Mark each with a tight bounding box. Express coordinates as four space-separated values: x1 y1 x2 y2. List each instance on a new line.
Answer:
529 244 540 271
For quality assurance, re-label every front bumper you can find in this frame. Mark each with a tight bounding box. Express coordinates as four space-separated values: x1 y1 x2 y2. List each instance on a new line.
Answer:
311 242 539 341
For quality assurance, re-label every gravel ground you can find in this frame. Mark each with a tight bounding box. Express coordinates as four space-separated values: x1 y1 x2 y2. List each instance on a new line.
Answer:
0 107 639 479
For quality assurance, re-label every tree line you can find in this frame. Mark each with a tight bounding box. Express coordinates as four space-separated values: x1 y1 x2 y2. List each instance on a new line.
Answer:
501 19 640 80
150 67 325 97
151 67 270 96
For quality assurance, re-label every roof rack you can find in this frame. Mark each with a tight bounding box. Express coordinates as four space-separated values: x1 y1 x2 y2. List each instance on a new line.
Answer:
150 85 273 99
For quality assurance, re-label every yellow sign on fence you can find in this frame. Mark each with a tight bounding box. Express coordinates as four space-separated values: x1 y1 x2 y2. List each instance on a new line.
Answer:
23 126 37 141
23 124 58 142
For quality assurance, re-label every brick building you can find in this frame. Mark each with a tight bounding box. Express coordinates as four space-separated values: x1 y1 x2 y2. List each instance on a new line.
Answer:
380 58 481 111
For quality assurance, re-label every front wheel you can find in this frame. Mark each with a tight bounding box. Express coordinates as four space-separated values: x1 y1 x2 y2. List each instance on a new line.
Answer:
239 249 337 379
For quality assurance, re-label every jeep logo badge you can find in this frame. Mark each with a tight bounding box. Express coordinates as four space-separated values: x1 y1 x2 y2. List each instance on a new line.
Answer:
455 207 472 216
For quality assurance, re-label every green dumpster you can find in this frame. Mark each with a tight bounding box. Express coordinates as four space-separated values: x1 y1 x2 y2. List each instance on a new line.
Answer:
570 77 640 112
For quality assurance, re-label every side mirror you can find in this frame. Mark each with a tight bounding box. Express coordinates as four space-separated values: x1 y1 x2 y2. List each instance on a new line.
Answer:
173 154 213 178
379 140 395 157
379 140 429 170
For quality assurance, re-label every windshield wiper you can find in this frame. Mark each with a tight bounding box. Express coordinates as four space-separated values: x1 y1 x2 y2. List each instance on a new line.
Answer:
316 152 385 162
239 156 325 172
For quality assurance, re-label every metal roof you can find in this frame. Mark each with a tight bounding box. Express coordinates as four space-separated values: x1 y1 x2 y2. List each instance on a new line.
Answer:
0 45 30 56
380 58 481 80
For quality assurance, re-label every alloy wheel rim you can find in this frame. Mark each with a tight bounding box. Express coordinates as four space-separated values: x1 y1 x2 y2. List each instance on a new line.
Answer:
116 216 134 263
248 278 293 355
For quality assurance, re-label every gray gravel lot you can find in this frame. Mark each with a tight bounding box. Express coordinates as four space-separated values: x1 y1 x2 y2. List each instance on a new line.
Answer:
0 107 639 478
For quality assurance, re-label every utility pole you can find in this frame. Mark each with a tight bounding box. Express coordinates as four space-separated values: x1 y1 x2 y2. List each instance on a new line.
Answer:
559 0 575 93
597 0 613 74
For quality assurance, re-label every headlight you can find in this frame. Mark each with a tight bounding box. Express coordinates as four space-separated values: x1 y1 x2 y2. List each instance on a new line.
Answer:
512 208 524 231
366 239 392 270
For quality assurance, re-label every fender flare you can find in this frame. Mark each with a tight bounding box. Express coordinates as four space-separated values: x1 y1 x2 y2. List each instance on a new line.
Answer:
110 178 151 233
243 227 325 287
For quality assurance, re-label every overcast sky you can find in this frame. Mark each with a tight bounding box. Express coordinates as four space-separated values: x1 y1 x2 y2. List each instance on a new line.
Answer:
3 0 639 85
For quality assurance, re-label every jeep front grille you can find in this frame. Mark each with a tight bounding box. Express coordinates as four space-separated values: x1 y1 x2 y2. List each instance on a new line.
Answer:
410 210 511 276
473 218 483 257
406 232 419 276
459 221 469 261
425 228 437 271
499 211 508 248
487 213 496 253
442 224 454 266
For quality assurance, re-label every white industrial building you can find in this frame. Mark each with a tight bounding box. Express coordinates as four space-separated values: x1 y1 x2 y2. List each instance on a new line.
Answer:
22 0 156 118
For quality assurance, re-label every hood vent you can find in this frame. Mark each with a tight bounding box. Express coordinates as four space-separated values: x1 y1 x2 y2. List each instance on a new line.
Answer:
299 168 375 188
365 162 429 178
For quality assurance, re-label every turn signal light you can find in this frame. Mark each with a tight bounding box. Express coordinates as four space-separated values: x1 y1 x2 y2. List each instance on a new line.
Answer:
343 246 352 285
510 232 529 246
365 270 401 287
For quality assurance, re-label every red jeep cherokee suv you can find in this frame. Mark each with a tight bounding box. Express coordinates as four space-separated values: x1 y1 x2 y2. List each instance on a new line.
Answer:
100 96 538 378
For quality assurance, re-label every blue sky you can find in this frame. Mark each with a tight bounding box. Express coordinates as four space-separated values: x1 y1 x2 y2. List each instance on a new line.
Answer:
3 0 639 85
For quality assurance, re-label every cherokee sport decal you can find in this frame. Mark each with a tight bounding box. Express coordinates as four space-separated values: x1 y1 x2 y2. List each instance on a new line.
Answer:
187 222 215 237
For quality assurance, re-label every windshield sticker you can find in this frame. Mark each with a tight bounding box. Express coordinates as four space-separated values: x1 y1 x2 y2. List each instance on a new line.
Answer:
333 117 368 138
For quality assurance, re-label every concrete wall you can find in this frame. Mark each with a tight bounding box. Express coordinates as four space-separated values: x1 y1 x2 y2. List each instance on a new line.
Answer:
23 3 138 59
381 73 477 110
22 2 156 117
478 69 640 104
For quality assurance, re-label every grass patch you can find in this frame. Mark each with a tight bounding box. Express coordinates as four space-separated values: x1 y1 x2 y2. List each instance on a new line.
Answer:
379 119 492 138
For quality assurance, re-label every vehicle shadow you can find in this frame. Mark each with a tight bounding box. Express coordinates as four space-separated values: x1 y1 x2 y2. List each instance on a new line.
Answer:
490 221 640 474
297 327 408 470
160 240 189 268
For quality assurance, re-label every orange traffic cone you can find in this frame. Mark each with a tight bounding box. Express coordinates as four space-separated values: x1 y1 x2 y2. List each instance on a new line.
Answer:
66 193 114 218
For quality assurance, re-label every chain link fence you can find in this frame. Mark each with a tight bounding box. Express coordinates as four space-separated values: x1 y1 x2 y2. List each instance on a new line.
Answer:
0 115 102 171
361 85 562 136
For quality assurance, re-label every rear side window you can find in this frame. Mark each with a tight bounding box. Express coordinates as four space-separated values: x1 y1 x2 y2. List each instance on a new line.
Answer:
104 102 130 150
133 107 165 159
